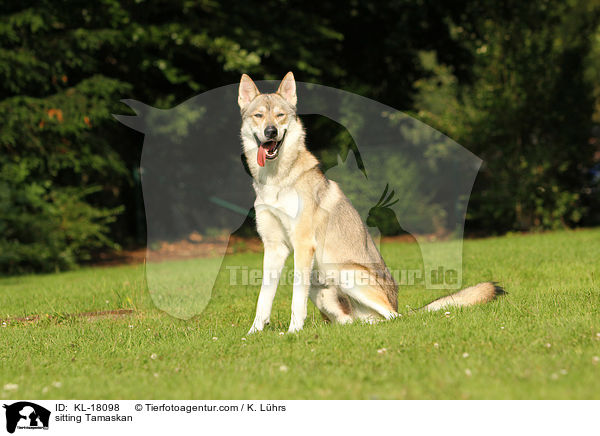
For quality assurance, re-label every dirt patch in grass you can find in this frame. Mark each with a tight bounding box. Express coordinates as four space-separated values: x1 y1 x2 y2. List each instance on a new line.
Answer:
92 233 422 267
1 309 135 325
92 235 264 266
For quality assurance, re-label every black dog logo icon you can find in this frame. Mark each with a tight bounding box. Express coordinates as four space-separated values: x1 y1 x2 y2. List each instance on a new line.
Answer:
3 402 50 433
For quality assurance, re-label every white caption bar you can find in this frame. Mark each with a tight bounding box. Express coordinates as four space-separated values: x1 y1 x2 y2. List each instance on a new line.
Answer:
1 400 596 435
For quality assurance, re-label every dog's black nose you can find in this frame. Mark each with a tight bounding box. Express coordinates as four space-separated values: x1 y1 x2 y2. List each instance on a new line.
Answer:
264 125 277 139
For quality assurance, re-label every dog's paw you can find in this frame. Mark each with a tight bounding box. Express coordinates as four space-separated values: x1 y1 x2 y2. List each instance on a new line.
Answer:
247 325 262 335
385 311 401 321
287 324 303 334
247 319 269 335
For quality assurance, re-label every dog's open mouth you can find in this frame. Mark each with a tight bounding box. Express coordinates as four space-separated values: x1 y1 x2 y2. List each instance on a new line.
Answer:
255 131 286 167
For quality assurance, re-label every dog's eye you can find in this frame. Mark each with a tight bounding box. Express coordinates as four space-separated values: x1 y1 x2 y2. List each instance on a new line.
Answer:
276 113 285 118
253 113 263 118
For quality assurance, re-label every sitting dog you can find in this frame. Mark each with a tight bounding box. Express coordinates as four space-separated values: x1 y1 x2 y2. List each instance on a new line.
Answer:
238 72 503 333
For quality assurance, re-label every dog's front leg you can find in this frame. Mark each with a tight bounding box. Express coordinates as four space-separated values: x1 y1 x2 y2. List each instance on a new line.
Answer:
288 243 315 333
248 242 290 334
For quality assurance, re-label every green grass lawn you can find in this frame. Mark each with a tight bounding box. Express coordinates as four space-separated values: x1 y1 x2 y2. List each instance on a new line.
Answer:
1 229 599 399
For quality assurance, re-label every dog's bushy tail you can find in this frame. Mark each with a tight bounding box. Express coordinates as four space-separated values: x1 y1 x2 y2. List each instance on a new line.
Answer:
420 282 505 312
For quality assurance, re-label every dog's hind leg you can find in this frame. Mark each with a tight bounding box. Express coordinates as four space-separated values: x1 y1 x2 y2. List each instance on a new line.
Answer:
339 273 398 320
345 287 398 320
309 285 354 324
350 303 383 324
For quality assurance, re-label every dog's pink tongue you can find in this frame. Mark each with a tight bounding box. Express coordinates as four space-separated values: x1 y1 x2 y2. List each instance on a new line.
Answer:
257 146 266 167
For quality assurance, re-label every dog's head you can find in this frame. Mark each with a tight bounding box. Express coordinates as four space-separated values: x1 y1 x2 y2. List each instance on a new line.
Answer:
238 72 299 167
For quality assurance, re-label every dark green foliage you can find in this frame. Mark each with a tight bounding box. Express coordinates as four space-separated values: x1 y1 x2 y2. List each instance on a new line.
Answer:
0 4 131 273
0 0 471 273
414 0 600 232
1 0 599 273
0 75 128 273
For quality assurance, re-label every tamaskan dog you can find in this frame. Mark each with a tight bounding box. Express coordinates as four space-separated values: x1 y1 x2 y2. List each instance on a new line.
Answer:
238 72 503 334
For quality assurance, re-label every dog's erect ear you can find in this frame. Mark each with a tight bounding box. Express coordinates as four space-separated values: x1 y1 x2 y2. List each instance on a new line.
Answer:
277 71 297 106
238 74 260 110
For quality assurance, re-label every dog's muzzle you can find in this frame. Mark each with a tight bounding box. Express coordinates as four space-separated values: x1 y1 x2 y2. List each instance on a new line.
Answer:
254 130 287 167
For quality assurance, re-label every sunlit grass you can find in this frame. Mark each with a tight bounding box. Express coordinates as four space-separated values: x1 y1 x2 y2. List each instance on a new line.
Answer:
1 228 599 399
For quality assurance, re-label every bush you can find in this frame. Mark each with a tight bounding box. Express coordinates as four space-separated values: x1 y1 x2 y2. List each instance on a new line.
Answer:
0 168 122 273
0 74 130 274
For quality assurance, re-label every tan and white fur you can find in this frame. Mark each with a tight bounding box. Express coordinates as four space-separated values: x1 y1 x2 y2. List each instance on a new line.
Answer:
239 72 503 334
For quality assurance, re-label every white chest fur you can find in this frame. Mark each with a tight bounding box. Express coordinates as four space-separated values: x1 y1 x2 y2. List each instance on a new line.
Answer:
254 184 302 235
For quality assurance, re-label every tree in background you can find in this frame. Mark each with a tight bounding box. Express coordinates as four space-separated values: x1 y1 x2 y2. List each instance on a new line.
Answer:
0 7 131 273
414 0 600 232
0 0 470 273
1 0 599 273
